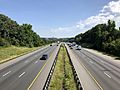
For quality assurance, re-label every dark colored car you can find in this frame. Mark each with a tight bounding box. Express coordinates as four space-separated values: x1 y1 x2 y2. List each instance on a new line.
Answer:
50 44 52 46
69 45 71 47
76 48 81 50
40 54 48 60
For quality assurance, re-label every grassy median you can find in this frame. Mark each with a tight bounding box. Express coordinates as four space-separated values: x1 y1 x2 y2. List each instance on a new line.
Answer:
49 44 77 90
0 46 40 63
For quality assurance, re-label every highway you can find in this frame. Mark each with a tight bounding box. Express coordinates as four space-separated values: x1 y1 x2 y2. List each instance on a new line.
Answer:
1 43 120 90
0 44 59 90
70 45 120 90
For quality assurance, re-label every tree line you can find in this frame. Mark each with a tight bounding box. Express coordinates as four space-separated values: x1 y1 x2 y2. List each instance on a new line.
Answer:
0 14 51 47
75 20 120 56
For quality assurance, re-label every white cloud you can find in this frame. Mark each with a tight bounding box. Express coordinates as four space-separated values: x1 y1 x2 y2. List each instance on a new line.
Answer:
77 0 120 31
101 0 120 14
51 0 120 37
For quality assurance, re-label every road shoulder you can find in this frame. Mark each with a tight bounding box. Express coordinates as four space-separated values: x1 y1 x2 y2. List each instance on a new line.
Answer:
29 45 60 90
0 45 48 71
66 44 102 90
84 48 120 66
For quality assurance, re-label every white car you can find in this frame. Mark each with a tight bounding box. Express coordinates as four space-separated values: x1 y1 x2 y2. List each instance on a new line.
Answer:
76 45 81 50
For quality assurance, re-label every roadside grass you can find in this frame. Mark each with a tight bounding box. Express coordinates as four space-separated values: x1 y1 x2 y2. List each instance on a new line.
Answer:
0 46 40 62
49 45 77 90
49 46 64 90
64 47 77 90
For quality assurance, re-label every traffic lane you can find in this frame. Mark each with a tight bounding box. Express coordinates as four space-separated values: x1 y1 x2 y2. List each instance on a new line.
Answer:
0 45 49 70
30 44 60 90
0 44 57 77
0 45 53 82
0 59 46 90
0 44 51 71
73 48 120 90
0 43 57 71
65 44 101 90
15 60 46 90
82 49 120 73
81 49 120 84
0 45 57 90
75 50 119 90
18 46 59 90
73 46 120 77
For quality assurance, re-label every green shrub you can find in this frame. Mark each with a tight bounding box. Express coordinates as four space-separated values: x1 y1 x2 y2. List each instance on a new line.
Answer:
0 38 10 47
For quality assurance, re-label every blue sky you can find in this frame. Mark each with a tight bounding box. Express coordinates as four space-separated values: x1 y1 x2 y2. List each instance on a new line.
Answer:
0 0 120 38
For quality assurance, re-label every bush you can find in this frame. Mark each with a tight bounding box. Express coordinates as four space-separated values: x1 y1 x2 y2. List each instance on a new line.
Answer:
0 38 10 47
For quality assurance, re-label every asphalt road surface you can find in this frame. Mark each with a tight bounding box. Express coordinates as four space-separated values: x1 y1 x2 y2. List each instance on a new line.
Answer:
71 45 120 90
0 44 58 90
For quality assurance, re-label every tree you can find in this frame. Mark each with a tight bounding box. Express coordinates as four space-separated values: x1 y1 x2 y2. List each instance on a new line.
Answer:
75 20 120 56
0 14 49 47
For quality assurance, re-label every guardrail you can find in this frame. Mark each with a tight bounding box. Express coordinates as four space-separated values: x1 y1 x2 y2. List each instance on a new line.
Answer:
43 45 60 90
65 44 83 90
43 44 83 90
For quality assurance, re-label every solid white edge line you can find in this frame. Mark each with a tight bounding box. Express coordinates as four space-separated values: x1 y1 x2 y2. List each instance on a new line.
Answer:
19 72 26 78
3 71 11 77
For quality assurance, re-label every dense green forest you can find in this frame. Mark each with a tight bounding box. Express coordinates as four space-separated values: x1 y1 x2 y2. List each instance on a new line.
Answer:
0 14 50 47
75 20 120 56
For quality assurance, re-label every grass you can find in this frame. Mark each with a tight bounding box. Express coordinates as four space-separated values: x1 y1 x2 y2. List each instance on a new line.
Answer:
0 46 40 63
49 46 64 90
64 47 77 90
49 45 77 90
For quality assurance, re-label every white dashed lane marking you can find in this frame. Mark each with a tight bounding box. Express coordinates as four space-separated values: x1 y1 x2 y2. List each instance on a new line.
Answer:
19 72 26 78
89 61 94 64
3 71 11 77
104 72 111 78
34 61 38 64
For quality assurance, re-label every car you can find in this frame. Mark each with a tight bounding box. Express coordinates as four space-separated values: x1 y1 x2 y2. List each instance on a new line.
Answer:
76 46 81 50
40 54 48 60
76 48 81 50
69 45 71 47
50 44 52 46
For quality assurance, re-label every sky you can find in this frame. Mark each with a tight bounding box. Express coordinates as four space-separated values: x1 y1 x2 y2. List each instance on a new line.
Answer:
0 0 120 38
